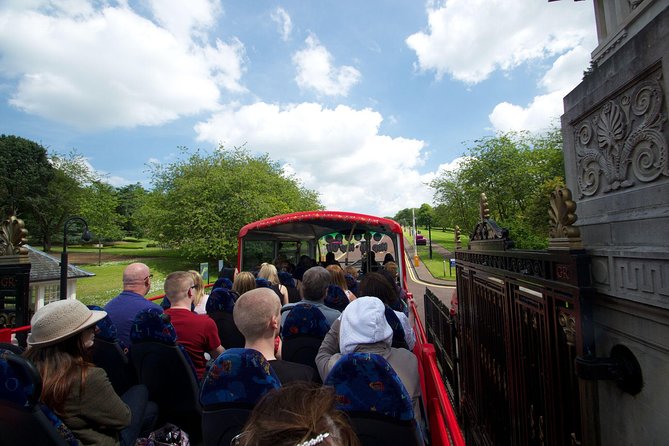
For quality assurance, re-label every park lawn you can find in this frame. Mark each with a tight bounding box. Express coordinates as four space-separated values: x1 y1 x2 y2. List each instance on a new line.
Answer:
67 238 180 257
405 226 469 281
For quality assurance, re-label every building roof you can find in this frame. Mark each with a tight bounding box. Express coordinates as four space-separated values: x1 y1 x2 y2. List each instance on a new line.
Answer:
25 245 95 283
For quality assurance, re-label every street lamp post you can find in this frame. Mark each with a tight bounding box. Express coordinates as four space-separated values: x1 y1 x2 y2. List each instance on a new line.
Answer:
428 217 433 260
60 216 92 300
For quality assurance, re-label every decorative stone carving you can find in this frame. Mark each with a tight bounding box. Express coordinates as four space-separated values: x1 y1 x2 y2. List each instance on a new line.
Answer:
574 72 667 198
0 215 28 256
548 187 583 250
558 312 577 347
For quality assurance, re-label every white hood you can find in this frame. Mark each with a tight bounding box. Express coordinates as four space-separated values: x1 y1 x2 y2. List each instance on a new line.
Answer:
339 296 393 355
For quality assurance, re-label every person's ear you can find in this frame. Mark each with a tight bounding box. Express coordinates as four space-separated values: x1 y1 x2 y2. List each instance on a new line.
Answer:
269 314 279 330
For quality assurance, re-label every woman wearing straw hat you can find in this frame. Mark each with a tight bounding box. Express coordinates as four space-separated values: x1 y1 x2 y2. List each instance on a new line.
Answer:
24 299 157 446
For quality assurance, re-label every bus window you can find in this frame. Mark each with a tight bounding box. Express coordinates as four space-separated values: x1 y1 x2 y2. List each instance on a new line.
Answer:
241 240 275 271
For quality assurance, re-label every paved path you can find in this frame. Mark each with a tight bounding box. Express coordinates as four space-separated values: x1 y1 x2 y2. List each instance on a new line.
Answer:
403 236 455 324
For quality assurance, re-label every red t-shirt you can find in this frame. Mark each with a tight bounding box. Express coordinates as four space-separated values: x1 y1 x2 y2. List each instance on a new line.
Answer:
165 308 221 379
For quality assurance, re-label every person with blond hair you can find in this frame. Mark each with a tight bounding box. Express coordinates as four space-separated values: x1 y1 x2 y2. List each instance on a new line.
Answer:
164 271 224 379
257 262 289 304
232 271 256 296
189 270 210 314
326 264 356 302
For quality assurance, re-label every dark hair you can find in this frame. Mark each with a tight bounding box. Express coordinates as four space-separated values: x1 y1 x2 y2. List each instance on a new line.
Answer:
382 253 395 264
358 272 399 306
220 267 236 281
238 382 360 446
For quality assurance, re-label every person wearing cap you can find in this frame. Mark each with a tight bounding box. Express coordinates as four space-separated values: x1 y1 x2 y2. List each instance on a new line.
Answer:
163 271 224 380
315 296 423 426
24 299 157 446
104 262 162 347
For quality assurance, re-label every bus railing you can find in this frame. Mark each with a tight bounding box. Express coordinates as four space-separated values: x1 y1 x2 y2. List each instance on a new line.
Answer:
409 294 465 446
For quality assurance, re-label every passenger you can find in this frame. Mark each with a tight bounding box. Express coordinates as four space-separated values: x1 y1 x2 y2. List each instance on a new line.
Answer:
212 266 237 290
321 251 340 267
384 260 398 278
233 288 318 384
163 271 224 380
233 271 256 296
104 263 162 347
234 382 360 446
278 270 301 303
359 272 415 350
361 251 379 274
281 266 341 327
25 299 157 446
377 268 409 314
190 270 209 315
315 296 423 427
257 263 289 305
382 253 395 265
326 264 356 301
293 255 316 283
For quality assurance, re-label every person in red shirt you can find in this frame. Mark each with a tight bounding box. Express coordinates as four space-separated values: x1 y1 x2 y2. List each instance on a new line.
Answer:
164 271 224 379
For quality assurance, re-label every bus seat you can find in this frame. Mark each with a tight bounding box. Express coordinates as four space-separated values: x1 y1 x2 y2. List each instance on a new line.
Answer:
345 273 359 295
255 278 272 288
384 307 410 350
87 305 136 395
200 348 281 446
280 303 329 371
324 352 422 446
325 285 349 312
130 308 201 442
206 289 245 349
0 349 78 446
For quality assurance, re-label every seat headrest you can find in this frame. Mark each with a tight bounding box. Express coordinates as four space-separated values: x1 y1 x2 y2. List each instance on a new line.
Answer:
87 305 119 342
0 349 41 407
200 348 281 407
325 285 349 312
281 303 330 339
278 271 295 288
255 278 272 288
130 308 176 345
324 352 414 421
206 288 237 314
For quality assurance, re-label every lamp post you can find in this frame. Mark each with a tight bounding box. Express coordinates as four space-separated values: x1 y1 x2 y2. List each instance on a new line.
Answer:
60 216 92 300
428 216 433 260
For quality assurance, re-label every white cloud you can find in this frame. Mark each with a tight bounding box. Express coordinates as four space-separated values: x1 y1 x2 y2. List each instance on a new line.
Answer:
271 7 292 42
0 2 246 130
406 0 594 84
194 102 437 216
489 45 593 132
292 35 361 97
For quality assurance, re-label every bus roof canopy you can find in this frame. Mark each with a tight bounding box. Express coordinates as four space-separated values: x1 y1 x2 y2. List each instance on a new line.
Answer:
238 211 403 241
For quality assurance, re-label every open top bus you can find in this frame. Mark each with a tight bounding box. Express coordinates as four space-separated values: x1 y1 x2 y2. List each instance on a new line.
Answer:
237 210 464 446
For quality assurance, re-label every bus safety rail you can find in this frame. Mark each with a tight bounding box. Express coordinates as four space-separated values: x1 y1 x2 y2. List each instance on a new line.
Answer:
409 294 465 446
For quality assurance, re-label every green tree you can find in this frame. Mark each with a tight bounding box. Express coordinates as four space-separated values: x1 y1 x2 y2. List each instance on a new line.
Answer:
139 147 322 262
116 183 149 237
0 135 55 218
79 181 124 242
415 203 434 228
392 208 413 227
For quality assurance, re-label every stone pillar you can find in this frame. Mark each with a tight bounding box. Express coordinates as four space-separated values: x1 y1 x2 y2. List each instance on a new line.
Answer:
561 0 669 443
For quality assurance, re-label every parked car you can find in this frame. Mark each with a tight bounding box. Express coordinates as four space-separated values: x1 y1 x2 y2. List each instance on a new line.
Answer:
416 234 427 245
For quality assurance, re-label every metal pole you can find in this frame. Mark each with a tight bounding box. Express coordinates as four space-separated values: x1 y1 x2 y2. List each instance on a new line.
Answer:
59 216 92 300
428 219 433 260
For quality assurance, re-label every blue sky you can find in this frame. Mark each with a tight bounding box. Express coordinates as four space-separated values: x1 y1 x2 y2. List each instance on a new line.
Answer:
0 0 596 217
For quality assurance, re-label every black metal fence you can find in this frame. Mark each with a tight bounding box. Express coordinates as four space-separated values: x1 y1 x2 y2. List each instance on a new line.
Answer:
426 247 592 446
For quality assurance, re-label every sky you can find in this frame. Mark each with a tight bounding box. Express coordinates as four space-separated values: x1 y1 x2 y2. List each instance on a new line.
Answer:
0 0 597 217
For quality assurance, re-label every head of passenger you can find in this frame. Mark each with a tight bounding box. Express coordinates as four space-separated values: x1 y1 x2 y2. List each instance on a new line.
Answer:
164 271 194 307
233 287 281 343
258 262 280 286
324 252 337 265
383 253 395 265
300 266 331 302
326 264 348 290
384 261 398 278
233 271 257 296
358 272 400 308
122 262 152 296
236 382 360 446
24 300 107 412
188 269 205 308
339 296 392 355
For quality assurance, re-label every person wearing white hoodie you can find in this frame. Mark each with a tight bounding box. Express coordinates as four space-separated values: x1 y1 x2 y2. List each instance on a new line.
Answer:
315 296 423 426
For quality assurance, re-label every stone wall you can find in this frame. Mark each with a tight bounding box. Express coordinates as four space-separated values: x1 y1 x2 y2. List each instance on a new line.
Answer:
561 2 669 444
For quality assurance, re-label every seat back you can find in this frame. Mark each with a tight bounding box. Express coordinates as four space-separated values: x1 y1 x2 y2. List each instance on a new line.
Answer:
325 285 349 312
0 349 77 446
324 352 420 446
200 348 281 446
206 289 245 349
87 305 136 395
130 308 201 439
384 307 409 350
280 303 329 370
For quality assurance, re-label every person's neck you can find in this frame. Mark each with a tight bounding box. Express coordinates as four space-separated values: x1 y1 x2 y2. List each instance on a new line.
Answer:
124 286 147 296
245 336 276 361
169 301 191 310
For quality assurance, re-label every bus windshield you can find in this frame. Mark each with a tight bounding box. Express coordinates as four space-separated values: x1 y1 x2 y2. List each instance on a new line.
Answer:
237 211 407 289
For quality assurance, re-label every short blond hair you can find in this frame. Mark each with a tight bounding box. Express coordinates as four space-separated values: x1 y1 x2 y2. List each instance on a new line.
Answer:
233 271 257 295
233 288 281 341
164 271 193 305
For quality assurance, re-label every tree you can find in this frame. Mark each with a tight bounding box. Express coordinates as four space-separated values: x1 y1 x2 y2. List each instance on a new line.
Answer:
79 181 124 242
392 208 413 227
0 135 55 218
415 203 434 228
116 183 149 237
139 147 322 262
431 129 564 248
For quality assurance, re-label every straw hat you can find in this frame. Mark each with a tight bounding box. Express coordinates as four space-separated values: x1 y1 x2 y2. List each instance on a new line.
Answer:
28 299 107 347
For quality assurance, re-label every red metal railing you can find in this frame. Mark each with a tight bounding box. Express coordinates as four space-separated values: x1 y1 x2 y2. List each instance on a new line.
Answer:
409 294 465 446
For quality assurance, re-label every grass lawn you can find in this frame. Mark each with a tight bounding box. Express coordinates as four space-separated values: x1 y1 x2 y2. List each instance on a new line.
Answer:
404 226 469 281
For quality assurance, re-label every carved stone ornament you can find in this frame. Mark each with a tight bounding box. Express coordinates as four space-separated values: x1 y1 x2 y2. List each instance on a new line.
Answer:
574 73 667 198
558 312 577 347
0 215 29 256
548 187 583 250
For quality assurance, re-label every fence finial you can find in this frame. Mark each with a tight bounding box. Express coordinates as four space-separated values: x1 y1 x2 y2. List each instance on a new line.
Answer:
548 187 583 250
479 193 490 221
455 225 461 250
0 214 29 256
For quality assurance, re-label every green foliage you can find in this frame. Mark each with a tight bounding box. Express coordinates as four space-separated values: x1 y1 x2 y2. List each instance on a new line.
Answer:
139 147 322 263
116 183 149 237
0 135 55 217
79 181 125 242
431 128 565 247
